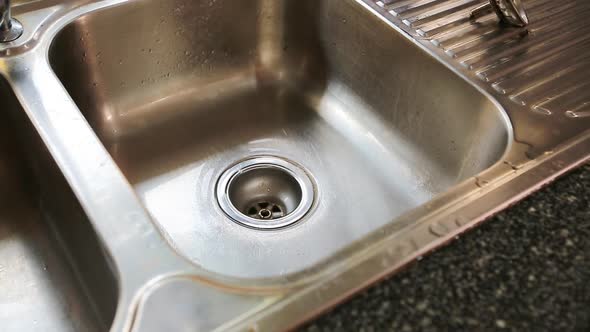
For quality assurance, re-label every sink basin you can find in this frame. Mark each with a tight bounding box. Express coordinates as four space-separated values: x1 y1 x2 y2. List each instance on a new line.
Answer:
49 0 511 279
0 78 118 331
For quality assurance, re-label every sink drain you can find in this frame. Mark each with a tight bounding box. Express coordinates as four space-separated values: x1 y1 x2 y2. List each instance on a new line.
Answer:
216 156 314 229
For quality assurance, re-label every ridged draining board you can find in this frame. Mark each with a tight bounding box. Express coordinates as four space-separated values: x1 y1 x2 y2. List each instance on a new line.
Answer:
374 0 590 119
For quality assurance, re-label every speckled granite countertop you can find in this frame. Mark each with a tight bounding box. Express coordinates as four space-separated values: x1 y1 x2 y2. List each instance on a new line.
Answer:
304 163 590 332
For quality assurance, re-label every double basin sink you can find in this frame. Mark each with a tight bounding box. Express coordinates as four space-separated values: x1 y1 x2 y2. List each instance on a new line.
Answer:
1 0 587 331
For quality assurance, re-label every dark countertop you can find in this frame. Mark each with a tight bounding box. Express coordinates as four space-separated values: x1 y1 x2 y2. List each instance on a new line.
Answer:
304 163 590 332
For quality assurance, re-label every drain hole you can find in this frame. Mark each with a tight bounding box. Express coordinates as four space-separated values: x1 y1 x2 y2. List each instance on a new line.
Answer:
228 166 301 221
245 201 285 220
216 156 314 229
259 209 272 219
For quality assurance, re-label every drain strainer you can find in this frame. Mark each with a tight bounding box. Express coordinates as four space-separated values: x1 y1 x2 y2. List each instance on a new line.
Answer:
216 156 314 229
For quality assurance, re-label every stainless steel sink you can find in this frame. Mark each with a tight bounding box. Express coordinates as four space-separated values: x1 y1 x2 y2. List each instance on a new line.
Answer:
0 77 117 331
1 0 589 330
50 0 510 279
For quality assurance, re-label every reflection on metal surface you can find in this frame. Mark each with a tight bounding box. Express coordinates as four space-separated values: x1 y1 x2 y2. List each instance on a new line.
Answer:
0 0 23 42
0 78 117 331
0 0 587 331
471 0 529 27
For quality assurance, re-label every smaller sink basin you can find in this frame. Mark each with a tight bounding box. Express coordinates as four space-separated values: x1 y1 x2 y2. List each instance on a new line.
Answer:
50 0 511 279
0 78 118 331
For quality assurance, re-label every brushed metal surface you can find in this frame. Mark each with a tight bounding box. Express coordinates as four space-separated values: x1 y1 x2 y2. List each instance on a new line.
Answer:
0 77 117 332
375 0 590 119
0 0 587 331
49 0 510 279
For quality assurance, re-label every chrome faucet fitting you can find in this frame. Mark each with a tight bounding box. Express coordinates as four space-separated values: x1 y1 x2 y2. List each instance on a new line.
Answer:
471 0 529 27
0 0 23 42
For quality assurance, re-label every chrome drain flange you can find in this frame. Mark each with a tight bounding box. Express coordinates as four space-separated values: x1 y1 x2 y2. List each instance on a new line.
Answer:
216 156 314 230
